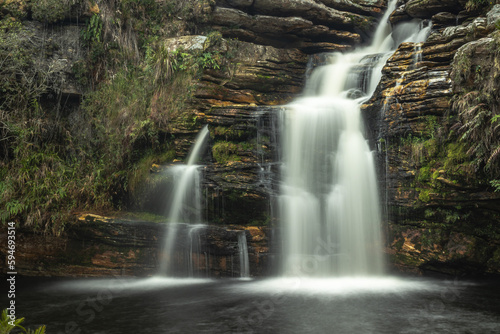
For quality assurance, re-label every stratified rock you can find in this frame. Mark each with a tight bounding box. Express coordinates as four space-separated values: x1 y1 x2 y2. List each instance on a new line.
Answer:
0 214 272 277
364 7 500 276
390 3 412 24
252 0 372 29
405 0 464 19
431 12 458 29
318 0 386 17
210 7 361 52
218 0 255 9
210 0 383 52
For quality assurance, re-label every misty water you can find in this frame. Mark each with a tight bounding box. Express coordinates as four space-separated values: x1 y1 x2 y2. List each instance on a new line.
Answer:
8 276 500 333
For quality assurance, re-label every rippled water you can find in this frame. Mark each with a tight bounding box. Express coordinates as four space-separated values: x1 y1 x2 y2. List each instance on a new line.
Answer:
8 276 500 333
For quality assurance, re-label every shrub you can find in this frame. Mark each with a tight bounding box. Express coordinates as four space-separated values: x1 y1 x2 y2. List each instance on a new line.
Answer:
31 0 68 24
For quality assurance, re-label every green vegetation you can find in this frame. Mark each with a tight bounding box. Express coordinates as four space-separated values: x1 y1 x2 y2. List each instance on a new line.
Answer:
212 141 254 163
0 0 221 233
31 0 68 24
403 30 500 203
0 309 45 334
451 32 500 185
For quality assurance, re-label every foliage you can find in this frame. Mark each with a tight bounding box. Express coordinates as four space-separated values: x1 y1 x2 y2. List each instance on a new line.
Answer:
451 33 500 180
0 0 223 233
31 0 68 24
465 0 492 11
212 141 254 164
81 13 103 46
0 309 25 334
0 15 81 233
0 308 46 334
491 179 500 192
0 0 29 19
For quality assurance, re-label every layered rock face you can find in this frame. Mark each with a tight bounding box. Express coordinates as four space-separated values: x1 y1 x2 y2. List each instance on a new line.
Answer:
363 1 500 275
4 214 269 277
211 0 386 53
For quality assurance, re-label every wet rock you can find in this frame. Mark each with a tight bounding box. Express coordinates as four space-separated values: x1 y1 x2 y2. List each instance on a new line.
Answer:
364 6 500 277
0 214 272 277
389 3 412 24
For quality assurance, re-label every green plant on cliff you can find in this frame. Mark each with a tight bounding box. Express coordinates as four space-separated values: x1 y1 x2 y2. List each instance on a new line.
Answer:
491 179 500 192
451 32 500 187
465 0 491 12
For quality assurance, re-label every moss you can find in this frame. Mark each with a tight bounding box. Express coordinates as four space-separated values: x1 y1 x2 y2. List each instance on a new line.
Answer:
443 142 468 170
417 166 432 183
212 142 241 163
417 188 431 202
212 141 254 163
211 126 254 141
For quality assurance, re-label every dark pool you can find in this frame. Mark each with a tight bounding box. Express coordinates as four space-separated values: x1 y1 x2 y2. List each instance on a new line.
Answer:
4 276 500 333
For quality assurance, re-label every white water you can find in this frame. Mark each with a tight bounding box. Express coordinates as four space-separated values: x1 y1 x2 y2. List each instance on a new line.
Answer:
160 126 210 276
238 231 250 277
280 0 431 276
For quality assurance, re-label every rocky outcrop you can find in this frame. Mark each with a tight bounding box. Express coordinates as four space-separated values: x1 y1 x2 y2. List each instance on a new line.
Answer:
364 2 500 276
211 0 386 53
0 214 271 277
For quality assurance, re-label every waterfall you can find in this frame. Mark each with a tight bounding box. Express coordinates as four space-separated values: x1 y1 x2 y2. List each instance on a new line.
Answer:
159 126 209 276
279 0 430 277
238 231 250 278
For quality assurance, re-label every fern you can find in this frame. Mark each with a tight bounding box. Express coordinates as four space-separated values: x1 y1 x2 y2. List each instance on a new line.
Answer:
0 309 46 334
0 309 26 334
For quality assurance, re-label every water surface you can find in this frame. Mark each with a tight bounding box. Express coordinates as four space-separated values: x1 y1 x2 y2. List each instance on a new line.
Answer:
9 276 500 333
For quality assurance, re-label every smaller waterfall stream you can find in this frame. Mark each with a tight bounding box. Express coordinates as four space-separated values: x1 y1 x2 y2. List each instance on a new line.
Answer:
238 231 250 278
159 126 210 276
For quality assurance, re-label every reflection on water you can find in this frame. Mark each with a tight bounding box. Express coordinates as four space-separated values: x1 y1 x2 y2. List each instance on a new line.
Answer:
7 276 500 334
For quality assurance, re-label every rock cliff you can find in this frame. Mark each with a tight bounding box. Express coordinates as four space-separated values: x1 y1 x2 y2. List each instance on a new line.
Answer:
363 0 500 276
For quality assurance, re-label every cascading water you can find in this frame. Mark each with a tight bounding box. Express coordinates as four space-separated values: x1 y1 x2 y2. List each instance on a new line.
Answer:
159 126 209 276
238 231 250 278
280 0 431 277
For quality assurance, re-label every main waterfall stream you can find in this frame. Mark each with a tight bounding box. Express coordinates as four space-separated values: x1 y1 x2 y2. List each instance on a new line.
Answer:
279 0 430 277
9 2 500 333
